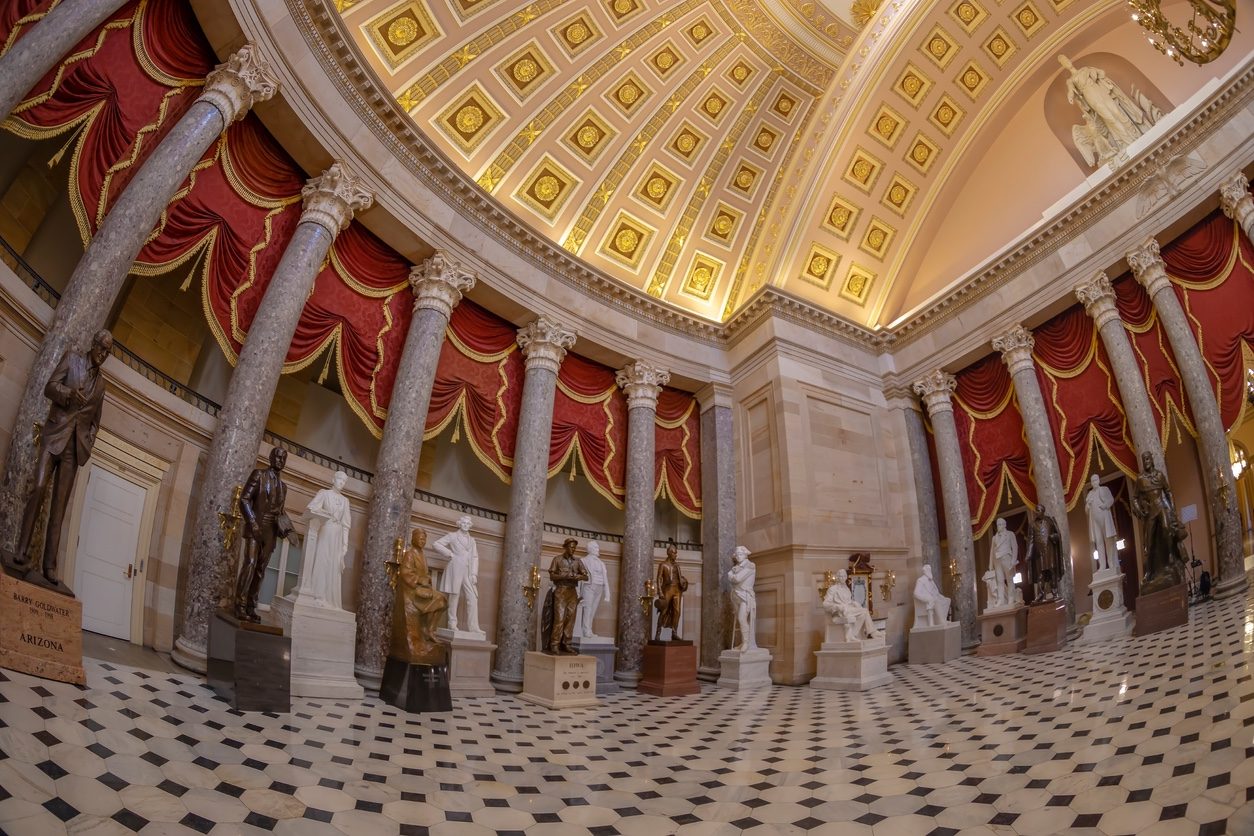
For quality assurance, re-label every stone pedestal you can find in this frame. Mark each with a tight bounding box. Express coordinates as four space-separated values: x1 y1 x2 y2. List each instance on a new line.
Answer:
572 636 619 695
1025 600 1067 654
716 648 773 690
907 621 960 665
380 656 452 713
270 596 364 700
207 611 290 712
0 572 85 684
976 606 1027 656
811 637 892 691
639 640 700 697
436 628 496 698
1082 570 1135 643
519 651 598 708
1134 581 1189 637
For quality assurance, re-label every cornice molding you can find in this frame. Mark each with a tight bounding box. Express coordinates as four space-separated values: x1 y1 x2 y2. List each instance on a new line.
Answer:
723 285 884 350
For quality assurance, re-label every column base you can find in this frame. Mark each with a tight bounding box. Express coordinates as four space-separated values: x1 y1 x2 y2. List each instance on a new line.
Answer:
613 668 642 690
1213 571 1250 600
489 669 524 694
171 635 208 674
353 663 383 696
696 664 722 683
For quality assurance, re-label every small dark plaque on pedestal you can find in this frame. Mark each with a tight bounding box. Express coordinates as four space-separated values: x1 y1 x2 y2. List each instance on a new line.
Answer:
380 655 452 714
1134 581 1188 637
639 640 699 697
207 610 290 712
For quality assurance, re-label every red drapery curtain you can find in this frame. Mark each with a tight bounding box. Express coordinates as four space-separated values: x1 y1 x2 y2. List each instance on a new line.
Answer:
1111 273 1193 443
0 0 55 51
654 388 701 518
551 354 626 506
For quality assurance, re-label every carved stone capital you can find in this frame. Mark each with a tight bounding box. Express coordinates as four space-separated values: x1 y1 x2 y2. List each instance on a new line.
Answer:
616 361 671 411
911 369 956 416
1219 171 1253 221
199 44 279 124
991 325 1036 377
517 316 576 375
300 163 374 236
695 381 734 412
1074 271 1121 330
409 252 476 318
1127 237 1171 298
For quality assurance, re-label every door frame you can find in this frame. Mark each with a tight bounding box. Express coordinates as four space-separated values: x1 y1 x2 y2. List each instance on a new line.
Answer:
62 429 167 645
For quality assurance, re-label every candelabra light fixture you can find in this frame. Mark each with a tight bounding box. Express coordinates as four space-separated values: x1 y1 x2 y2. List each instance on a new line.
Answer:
640 579 656 618
522 564 541 610
385 537 403 590
1126 0 1235 65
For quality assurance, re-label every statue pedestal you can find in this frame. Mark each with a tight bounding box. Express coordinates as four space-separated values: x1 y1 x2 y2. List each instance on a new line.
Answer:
207 611 290 712
519 651 598 708
572 636 619 695
380 655 452 713
0 572 85 685
907 621 960 665
811 636 891 691
976 605 1027 656
270 596 364 700
436 628 496 698
1081 570 1134 643
1025 600 1067 654
640 640 700 697
716 648 773 690
1134 581 1188 637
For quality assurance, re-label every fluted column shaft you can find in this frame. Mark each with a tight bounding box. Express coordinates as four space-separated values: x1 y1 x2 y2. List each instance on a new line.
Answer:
913 371 978 650
354 255 476 687
0 46 277 552
1129 239 1246 598
0 0 129 122
696 386 736 681
900 400 943 578
993 326 1074 628
614 361 670 687
489 318 575 692
1219 172 1254 243
172 165 373 671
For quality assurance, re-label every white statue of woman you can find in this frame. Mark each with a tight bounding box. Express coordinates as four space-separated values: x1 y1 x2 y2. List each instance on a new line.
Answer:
822 568 881 642
1059 54 1162 167
577 541 610 638
913 565 951 628
728 546 758 651
299 471 351 609
990 518 1018 610
1085 474 1118 574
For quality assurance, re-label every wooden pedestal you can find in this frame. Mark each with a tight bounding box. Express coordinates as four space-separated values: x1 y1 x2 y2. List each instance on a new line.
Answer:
1134 581 1188 637
639 640 699 697
207 611 290 712
380 656 453 713
0 572 85 685
1025 600 1067 654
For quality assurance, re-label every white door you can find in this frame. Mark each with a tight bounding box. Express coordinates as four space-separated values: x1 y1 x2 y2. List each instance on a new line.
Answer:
73 466 146 640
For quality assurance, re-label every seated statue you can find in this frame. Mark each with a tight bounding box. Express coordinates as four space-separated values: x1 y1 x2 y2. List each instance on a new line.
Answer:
913 565 951 628
389 528 448 666
822 568 881 643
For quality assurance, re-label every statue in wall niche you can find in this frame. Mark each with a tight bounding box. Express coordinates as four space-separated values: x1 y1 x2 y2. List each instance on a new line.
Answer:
1026 504 1065 602
235 447 296 622
822 568 881 643
541 538 588 654
297 471 351 609
432 515 482 637
1132 452 1188 594
1085 474 1119 575
1058 54 1163 168
653 543 689 641
728 546 758 651
389 527 448 666
6 329 112 596
989 518 1019 610
912 565 951 628
577 541 610 639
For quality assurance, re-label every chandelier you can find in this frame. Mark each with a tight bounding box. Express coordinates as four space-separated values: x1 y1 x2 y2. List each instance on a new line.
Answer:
1126 1 1236 65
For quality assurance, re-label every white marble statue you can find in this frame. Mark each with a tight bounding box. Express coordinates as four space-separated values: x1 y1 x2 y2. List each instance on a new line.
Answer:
577 541 610 639
433 515 482 637
982 569 999 608
1085 474 1118 574
912 565 951 628
298 471 351 610
990 518 1018 610
1059 54 1162 168
822 568 881 643
728 546 758 651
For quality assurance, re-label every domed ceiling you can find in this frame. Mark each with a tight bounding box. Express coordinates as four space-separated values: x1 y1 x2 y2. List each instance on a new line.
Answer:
333 0 1115 327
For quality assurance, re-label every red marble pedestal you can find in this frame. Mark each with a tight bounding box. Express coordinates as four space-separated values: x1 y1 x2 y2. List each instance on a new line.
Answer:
1134 581 1188 637
1025 600 1067 654
639 641 699 697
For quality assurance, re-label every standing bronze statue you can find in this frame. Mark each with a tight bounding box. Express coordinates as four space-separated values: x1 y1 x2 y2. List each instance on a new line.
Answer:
234 448 295 622
389 528 448 666
653 543 689 641
6 329 112 596
1132 452 1187 594
1025 504 1064 602
540 538 587 654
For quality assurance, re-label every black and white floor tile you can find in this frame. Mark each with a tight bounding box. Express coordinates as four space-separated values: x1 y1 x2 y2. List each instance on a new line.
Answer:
1 594 1252 835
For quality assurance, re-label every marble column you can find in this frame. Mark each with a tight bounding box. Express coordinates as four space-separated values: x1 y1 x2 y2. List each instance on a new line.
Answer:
489 317 576 692
912 370 979 651
1128 238 1246 599
0 45 277 553
614 361 671 687
0 0 129 122
353 253 476 689
992 325 1075 628
897 395 943 578
1220 172 1254 243
172 164 373 672
1074 272 1165 472
696 384 736 682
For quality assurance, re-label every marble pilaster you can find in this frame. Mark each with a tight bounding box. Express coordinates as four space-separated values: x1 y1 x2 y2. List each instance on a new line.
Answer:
0 45 278 552
992 326 1075 628
1219 172 1254 242
354 254 475 688
1128 238 1246 599
696 384 736 682
172 164 372 672
614 361 671 688
912 370 979 651
488 317 575 692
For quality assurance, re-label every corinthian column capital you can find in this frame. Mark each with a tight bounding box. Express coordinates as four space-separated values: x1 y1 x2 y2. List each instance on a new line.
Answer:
616 361 671 410
409 252 476 318
992 325 1036 376
1074 271 1121 330
200 44 279 124
1219 171 1251 219
1127 237 1172 297
912 369 956 416
299 163 373 236
517 316 576 374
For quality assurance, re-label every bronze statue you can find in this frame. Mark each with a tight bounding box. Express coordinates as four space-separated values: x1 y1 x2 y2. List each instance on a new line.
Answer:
389 528 448 665
8 329 112 596
540 538 587 654
653 543 689 641
1132 452 1187 593
234 447 295 622
1025 504 1064 601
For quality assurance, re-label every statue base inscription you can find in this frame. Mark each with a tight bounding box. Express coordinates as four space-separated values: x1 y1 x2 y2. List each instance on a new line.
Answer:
1134 581 1188 637
640 640 700 697
811 637 892 691
519 651 598 708
380 655 453 713
572 636 619 695
716 647 773 690
907 621 961 665
207 611 290 712
0 572 85 685
976 605 1028 656
436 628 497 699
1025 600 1067 654
270 597 364 700
1081 570 1135 644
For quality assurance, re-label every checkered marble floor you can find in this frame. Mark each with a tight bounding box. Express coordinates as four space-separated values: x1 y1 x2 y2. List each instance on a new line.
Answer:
1 594 1252 836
